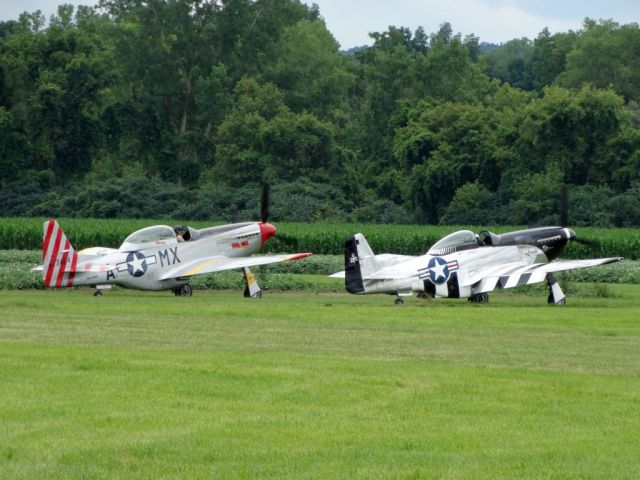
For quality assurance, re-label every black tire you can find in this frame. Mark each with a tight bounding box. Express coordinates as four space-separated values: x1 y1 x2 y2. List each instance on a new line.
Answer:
394 297 404 305
179 285 193 297
94 290 103 297
468 293 488 303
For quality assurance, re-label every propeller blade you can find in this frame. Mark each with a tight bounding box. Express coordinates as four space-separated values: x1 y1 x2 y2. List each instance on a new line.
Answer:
573 236 603 251
559 183 568 227
261 183 270 223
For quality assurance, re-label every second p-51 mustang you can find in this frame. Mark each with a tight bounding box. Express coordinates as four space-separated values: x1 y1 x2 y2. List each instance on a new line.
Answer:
332 227 621 304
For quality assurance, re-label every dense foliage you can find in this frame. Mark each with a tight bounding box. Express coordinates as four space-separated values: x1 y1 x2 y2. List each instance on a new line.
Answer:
1 2 640 225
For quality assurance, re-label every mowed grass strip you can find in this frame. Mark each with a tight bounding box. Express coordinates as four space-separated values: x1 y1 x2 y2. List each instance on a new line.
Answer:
1 288 640 478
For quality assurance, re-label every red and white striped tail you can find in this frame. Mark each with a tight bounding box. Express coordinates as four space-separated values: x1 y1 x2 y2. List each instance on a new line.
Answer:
42 219 78 288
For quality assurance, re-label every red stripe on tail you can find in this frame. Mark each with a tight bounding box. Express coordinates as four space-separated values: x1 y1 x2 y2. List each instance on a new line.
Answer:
55 239 71 288
44 228 63 287
66 251 78 287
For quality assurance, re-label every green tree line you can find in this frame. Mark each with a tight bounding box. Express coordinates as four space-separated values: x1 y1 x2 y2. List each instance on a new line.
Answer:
1 1 639 226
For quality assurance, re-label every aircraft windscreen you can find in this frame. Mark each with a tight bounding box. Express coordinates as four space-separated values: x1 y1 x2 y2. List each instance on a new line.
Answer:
428 230 477 254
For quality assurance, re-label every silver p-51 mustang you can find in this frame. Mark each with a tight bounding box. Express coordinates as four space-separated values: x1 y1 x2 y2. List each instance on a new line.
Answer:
332 227 621 304
37 218 311 297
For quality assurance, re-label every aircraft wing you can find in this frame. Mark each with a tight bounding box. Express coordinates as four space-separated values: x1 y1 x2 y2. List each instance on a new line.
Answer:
470 257 623 293
159 253 312 280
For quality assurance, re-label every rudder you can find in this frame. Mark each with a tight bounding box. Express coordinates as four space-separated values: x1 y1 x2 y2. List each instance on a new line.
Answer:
344 233 376 294
42 219 78 288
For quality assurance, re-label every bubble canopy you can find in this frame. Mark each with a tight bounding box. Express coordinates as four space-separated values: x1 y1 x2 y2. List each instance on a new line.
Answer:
119 225 177 251
428 230 477 254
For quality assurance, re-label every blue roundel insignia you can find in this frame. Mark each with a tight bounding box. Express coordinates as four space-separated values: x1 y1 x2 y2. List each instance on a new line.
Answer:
126 251 148 277
428 257 450 284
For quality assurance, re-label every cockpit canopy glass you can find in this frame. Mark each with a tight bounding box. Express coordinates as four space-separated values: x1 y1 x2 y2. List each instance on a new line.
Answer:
120 225 177 250
428 230 477 254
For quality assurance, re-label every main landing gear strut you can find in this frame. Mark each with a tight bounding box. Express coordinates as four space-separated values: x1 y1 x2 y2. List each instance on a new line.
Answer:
547 273 566 305
243 267 262 298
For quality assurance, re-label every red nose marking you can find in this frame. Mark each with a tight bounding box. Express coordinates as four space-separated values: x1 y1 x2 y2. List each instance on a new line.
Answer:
259 222 277 246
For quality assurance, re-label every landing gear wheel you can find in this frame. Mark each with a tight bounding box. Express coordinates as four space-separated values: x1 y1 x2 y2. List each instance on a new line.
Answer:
178 285 193 297
468 293 489 303
394 297 404 305
94 290 103 297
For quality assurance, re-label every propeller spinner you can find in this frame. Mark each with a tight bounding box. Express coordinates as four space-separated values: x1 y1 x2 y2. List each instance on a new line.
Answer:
259 183 277 245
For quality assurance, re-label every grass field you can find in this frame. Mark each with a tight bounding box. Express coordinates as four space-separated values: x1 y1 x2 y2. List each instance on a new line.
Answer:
1 286 640 478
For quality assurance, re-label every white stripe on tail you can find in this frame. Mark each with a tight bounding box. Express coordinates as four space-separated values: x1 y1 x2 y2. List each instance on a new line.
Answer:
42 219 78 288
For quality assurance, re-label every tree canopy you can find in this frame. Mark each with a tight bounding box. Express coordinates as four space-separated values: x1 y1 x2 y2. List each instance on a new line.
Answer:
1 4 639 226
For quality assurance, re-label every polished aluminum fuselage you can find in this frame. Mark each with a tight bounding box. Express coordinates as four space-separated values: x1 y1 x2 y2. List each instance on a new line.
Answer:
72 222 264 290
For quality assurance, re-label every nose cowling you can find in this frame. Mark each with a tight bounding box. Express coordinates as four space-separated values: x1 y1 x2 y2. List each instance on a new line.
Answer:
259 222 277 246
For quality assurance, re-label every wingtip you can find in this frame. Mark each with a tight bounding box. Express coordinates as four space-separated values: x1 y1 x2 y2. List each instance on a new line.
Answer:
287 253 313 261
602 256 624 264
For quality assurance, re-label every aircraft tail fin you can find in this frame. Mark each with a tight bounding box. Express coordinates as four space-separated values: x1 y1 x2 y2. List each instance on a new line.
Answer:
42 219 78 288
344 233 377 294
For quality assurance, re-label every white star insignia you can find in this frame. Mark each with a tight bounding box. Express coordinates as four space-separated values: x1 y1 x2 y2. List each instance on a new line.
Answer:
129 256 146 274
431 260 447 280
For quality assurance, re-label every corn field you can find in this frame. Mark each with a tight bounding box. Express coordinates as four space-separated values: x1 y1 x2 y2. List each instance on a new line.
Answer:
1 217 639 259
